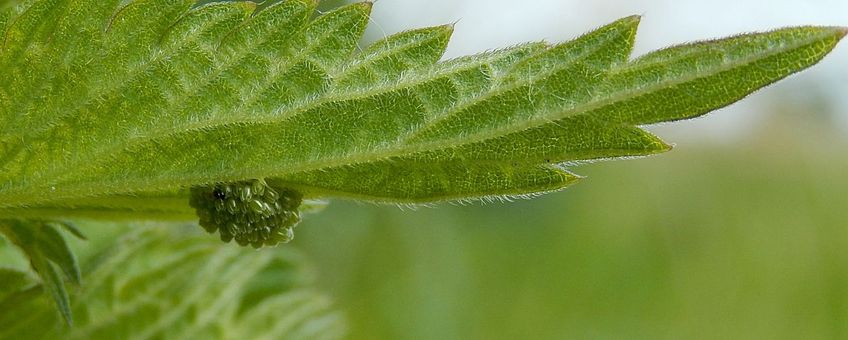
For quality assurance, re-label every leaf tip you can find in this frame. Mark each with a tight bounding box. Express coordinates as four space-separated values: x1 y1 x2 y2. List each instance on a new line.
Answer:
612 15 641 41
837 26 848 39
621 14 642 24
612 14 642 31
351 1 375 20
436 23 457 42
356 1 374 11
813 26 848 42
439 22 457 33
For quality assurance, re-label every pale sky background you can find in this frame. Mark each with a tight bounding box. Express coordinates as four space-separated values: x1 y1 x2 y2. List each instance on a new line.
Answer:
359 0 848 143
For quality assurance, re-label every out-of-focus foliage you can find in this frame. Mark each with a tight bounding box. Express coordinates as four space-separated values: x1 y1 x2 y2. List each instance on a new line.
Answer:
298 117 848 339
0 226 345 339
0 220 82 325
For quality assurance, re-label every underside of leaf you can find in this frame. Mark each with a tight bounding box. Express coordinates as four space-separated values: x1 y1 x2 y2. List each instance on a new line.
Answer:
0 0 844 211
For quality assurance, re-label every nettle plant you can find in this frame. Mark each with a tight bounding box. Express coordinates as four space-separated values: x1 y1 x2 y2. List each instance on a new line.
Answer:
0 0 844 336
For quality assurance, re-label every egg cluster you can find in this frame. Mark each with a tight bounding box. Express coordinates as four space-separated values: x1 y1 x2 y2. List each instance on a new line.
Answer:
189 180 302 248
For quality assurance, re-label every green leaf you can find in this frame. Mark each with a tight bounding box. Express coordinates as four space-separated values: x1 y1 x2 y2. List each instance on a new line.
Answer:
0 219 84 325
0 225 346 339
0 1 844 210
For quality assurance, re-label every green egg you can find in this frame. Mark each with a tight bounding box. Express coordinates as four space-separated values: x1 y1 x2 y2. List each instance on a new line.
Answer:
189 180 304 248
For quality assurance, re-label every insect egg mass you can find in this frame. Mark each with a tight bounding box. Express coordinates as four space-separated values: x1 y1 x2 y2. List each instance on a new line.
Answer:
189 179 303 248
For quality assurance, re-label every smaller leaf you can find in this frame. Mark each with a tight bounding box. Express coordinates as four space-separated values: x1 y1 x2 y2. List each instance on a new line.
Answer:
28 251 72 326
0 219 84 325
31 223 82 284
48 221 87 241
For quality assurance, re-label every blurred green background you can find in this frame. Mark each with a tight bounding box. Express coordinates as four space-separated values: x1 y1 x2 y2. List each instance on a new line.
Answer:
295 111 848 339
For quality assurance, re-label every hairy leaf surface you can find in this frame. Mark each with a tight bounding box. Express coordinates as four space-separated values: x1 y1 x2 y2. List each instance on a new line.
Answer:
0 0 844 213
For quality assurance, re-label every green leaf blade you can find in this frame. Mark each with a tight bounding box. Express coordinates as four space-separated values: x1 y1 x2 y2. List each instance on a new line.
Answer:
0 2 844 207
409 15 641 144
427 116 672 164
334 24 454 89
597 26 848 125
30 255 73 326
300 1 371 69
